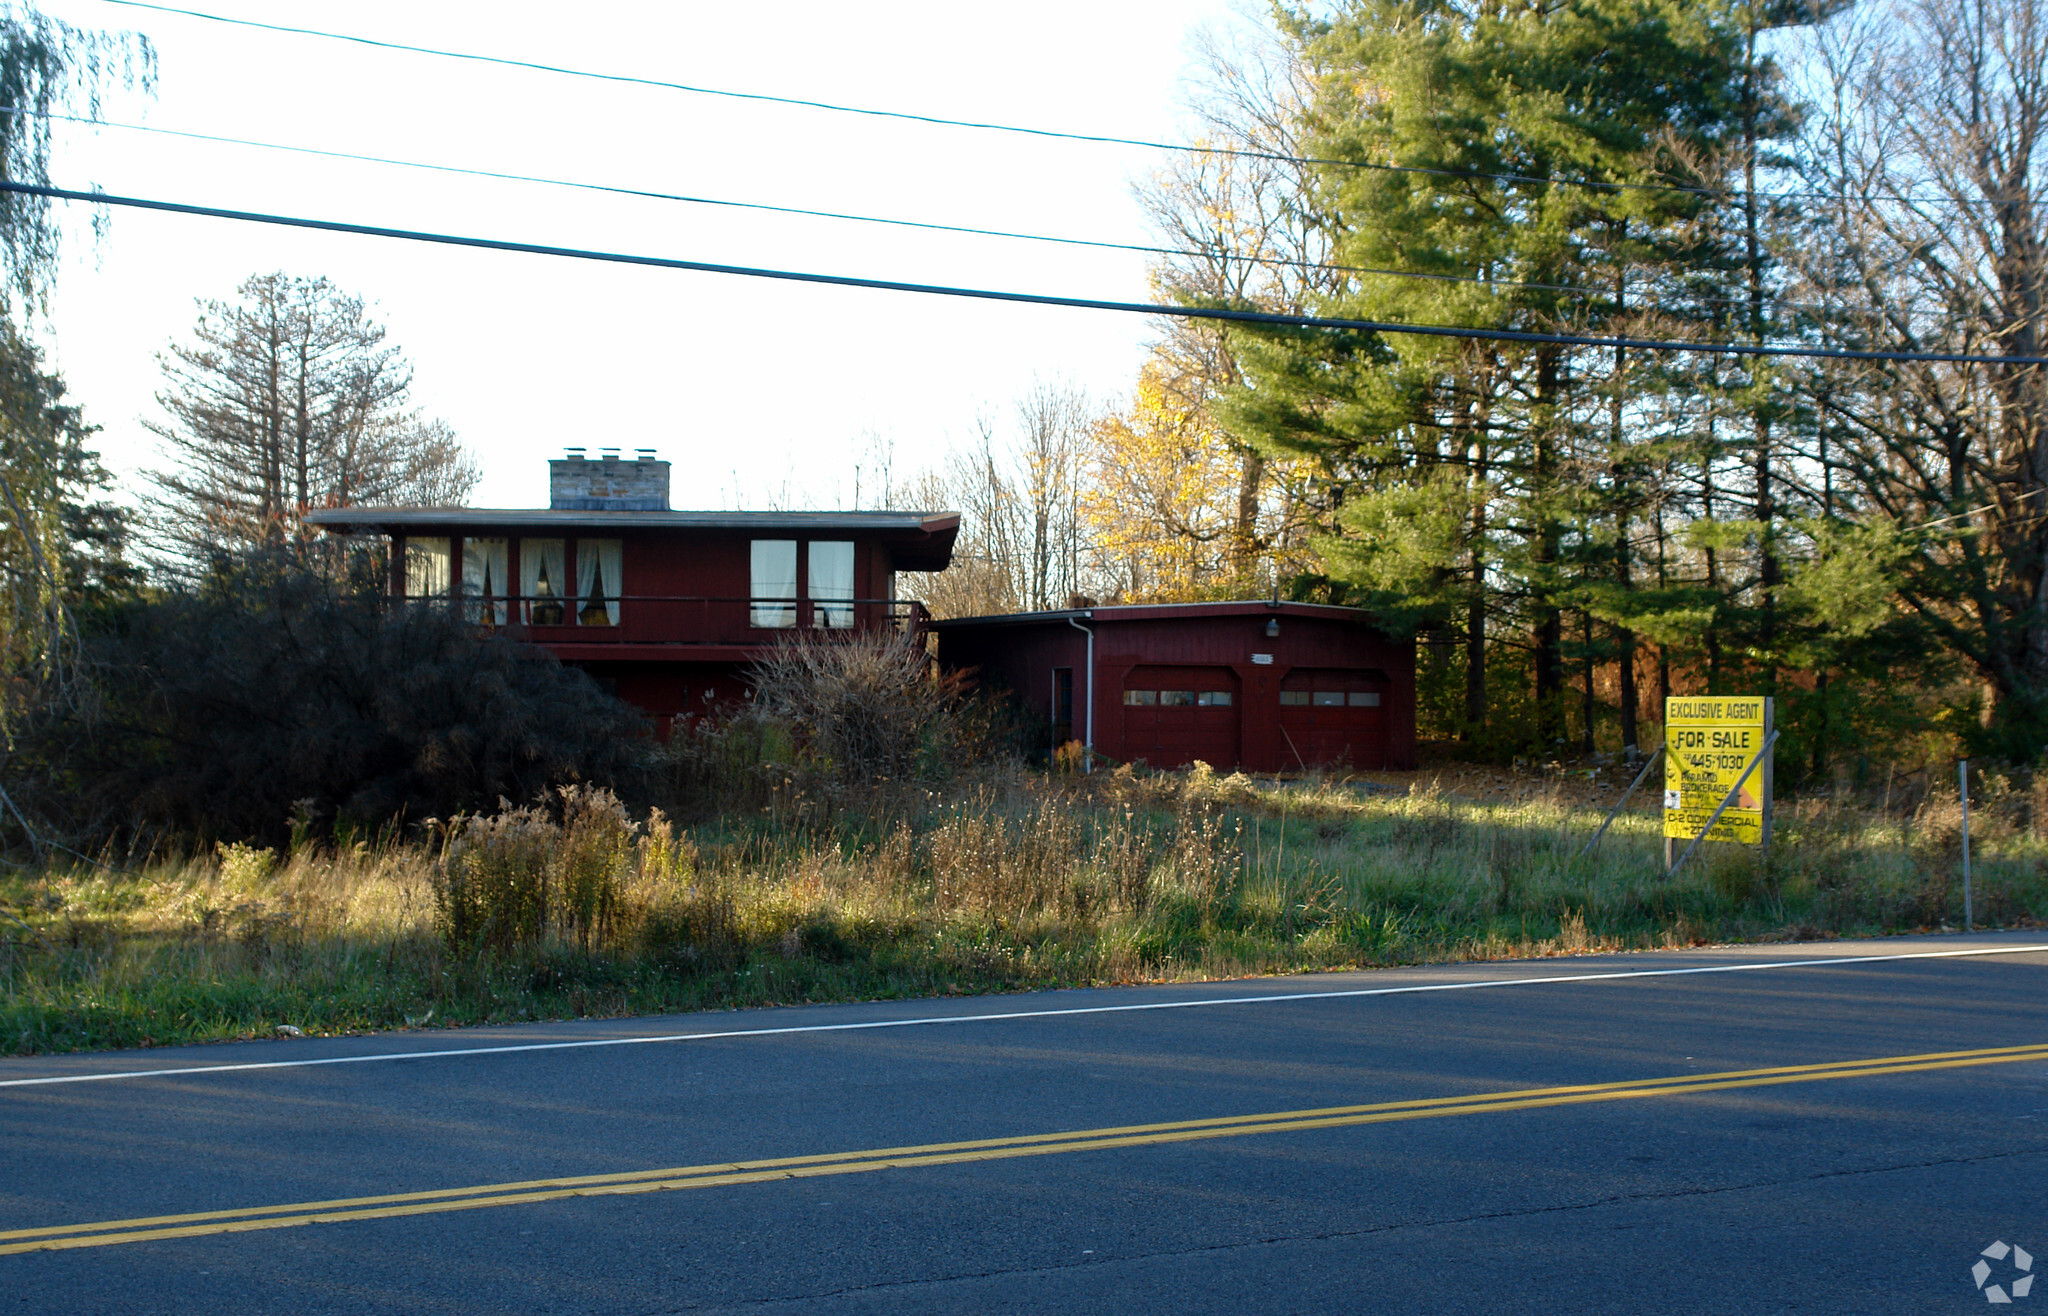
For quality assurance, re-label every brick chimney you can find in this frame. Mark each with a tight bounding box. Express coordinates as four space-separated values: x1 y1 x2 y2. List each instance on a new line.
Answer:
549 447 670 510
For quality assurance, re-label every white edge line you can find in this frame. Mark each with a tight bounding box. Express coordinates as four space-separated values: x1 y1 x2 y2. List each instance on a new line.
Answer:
5 942 2046 1090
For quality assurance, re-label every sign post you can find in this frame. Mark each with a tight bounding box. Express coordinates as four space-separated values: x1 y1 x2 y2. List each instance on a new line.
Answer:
1663 696 1773 873
1960 759 1972 931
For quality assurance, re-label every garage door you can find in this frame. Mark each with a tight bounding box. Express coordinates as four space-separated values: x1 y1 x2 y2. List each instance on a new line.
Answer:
1120 666 1241 769
1277 667 1389 770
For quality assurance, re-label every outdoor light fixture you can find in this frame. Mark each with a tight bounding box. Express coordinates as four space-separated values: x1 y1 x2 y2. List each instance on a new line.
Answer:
1264 617 1280 638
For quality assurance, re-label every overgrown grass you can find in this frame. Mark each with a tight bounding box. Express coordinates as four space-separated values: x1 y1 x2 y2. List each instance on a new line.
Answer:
3 763 2042 1056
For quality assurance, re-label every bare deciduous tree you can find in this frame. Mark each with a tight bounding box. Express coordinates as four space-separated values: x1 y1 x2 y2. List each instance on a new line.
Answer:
1789 0 2048 749
1136 20 1331 580
900 379 1098 619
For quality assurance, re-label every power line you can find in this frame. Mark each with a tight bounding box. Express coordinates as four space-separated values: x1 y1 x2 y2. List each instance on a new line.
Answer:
11 179 2039 366
7 105 1853 318
95 0 1939 208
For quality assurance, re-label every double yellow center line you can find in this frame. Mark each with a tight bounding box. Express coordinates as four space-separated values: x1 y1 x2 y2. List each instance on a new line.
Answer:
7 1040 2046 1255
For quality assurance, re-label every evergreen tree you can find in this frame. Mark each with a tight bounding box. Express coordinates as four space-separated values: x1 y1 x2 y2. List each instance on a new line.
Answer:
1217 0 1775 754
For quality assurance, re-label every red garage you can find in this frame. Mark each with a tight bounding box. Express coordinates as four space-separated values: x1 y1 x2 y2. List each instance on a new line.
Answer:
933 601 1415 773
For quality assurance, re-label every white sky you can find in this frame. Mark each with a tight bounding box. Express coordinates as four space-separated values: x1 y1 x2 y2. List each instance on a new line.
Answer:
25 0 1249 510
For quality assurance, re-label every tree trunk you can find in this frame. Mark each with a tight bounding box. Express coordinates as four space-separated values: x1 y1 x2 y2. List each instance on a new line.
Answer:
1532 342 1564 747
1464 391 1492 739
1742 12 1779 696
1581 611 1597 755
1234 447 1266 583
1610 252 1640 755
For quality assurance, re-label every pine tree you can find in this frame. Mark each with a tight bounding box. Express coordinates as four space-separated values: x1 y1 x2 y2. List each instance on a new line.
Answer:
1216 0 1769 754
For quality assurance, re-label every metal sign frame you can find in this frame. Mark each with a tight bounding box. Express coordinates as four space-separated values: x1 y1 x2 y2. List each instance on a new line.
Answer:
1662 696 1774 871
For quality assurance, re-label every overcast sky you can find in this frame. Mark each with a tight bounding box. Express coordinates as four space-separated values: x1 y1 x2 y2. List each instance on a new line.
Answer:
28 0 1249 509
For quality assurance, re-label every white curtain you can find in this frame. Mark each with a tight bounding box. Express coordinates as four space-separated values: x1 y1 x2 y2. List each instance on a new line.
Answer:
576 538 622 626
404 537 450 599
809 539 855 629
750 539 796 628
461 537 508 625
521 538 567 625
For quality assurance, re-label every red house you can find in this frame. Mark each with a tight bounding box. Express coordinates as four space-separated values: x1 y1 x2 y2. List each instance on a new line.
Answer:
933 601 1416 773
305 450 959 730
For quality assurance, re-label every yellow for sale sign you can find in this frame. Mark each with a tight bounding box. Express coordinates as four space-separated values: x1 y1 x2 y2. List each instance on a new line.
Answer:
1663 696 1771 845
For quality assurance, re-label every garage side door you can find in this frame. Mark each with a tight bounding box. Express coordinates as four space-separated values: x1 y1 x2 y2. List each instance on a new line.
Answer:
1120 666 1241 769
1277 667 1389 770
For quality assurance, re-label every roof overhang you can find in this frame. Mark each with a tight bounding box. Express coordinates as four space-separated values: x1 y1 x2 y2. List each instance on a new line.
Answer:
931 599 1400 629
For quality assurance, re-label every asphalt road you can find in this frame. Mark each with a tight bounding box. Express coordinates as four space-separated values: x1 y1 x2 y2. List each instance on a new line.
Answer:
3 932 2046 1314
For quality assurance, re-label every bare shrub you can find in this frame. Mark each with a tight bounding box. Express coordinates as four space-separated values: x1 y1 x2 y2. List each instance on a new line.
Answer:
749 630 967 782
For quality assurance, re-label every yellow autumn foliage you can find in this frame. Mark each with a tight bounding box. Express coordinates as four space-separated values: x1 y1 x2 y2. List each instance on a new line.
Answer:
1082 357 1242 601
1083 347 1315 602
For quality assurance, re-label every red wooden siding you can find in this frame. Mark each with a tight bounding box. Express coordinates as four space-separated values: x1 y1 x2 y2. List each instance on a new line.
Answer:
934 603 1415 773
307 511 957 735
1120 665 1242 769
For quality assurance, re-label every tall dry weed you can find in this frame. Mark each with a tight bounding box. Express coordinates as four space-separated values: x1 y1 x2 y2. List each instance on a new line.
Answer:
431 786 638 955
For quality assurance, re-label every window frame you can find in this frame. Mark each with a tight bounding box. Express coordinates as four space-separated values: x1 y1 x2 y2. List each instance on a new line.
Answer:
750 539 798 629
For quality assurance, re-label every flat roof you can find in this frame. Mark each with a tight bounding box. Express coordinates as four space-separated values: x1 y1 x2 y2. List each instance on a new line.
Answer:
303 507 962 570
932 599 1399 628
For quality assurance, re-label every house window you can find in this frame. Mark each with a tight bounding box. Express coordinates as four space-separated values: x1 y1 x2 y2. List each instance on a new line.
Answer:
404 537 450 599
576 538 622 626
462 538 508 625
522 538 566 625
751 539 797 628
809 540 855 629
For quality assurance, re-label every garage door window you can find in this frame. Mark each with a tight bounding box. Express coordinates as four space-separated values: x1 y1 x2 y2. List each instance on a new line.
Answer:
1312 691 1346 706
1349 692 1381 707
1123 690 1158 706
1160 690 1195 706
1280 691 1310 706
1198 691 1232 706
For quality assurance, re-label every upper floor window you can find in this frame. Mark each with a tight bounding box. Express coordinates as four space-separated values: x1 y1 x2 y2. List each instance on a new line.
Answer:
750 539 796 628
576 538 622 626
522 538 566 625
404 537 450 599
462 537 508 625
809 540 854 629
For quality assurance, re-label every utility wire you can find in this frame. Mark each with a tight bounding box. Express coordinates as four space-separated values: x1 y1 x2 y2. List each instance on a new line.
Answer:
8 105 1855 318
96 0 1943 208
12 180 2041 366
